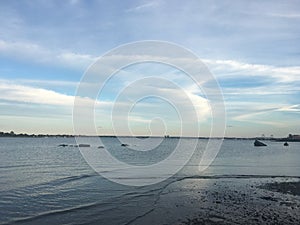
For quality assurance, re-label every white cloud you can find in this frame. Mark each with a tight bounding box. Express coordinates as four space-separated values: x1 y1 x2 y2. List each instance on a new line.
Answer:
0 82 75 106
0 78 211 125
0 81 109 108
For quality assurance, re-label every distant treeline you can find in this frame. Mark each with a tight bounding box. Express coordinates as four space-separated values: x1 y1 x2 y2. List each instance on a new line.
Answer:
0 131 74 138
1 131 300 141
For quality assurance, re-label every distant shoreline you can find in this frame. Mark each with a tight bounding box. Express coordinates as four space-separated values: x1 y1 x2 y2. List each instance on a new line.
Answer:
1 131 300 141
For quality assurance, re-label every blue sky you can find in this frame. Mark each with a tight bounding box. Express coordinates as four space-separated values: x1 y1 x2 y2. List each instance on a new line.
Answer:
0 0 299 137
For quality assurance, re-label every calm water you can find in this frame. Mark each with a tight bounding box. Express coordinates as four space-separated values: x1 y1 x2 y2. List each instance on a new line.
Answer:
0 137 299 224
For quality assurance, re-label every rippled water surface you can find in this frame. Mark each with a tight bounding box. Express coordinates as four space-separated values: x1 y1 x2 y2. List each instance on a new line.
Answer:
0 137 299 224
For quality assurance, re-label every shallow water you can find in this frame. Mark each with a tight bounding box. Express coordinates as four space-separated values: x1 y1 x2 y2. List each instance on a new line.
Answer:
0 137 299 224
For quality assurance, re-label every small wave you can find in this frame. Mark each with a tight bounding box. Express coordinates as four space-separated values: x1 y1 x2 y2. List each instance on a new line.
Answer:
0 174 96 195
0 164 34 169
1 201 117 225
48 174 94 186
181 174 300 180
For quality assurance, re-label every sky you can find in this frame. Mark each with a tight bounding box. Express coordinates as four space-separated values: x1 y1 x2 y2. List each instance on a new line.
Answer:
0 0 300 137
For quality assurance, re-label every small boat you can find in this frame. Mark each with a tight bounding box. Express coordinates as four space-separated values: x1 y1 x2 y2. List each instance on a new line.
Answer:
121 143 129 147
284 142 289 146
254 140 267 147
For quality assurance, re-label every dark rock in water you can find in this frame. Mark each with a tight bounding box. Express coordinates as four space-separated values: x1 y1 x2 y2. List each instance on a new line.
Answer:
58 144 68 147
254 140 267 147
121 143 129 147
69 144 79 147
284 142 289 146
78 144 90 147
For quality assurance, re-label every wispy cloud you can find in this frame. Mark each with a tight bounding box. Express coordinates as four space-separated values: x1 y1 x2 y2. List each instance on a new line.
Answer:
126 1 160 13
0 39 51 62
222 84 300 96
0 78 78 88
203 58 300 83
276 104 300 112
233 109 284 127
0 39 96 69
1 38 299 84
266 13 300 19
228 101 300 128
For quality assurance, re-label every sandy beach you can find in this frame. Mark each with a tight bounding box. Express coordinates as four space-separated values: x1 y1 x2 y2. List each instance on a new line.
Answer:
127 176 300 225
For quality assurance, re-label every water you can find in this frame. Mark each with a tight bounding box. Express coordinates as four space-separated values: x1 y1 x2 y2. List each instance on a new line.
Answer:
0 137 299 224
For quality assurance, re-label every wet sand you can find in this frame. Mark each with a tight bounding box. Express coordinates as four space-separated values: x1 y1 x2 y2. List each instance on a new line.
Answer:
259 180 300 196
129 176 300 225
